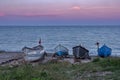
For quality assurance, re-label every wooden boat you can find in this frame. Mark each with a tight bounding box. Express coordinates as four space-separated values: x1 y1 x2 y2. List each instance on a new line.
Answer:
22 45 46 62
54 44 69 57
97 44 112 57
73 45 90 59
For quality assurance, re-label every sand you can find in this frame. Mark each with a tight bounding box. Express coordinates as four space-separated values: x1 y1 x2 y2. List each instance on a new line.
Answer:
0 52 94 67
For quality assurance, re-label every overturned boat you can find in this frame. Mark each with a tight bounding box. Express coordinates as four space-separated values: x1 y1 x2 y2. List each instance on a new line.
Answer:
73 45 90 59
54 44 69 57
96 43 112 57
22 45 46 62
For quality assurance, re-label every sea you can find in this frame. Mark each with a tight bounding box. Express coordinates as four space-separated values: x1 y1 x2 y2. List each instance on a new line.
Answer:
0 25 120 56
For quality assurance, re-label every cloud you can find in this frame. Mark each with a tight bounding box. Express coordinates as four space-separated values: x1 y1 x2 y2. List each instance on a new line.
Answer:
84 6 117 10
70 6 80 10
17 13 59 17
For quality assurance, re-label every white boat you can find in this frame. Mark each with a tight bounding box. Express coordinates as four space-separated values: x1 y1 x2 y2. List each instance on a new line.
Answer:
22 45 46 62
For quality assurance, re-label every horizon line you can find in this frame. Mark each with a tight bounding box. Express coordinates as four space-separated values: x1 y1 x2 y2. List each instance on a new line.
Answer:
0 24 120 27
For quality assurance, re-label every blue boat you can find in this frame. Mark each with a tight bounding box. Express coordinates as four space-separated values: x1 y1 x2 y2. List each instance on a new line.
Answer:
96 43 112 57
54 44 69 57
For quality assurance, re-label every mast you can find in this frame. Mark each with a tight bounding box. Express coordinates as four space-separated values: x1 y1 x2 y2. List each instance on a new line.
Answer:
96 42 100 50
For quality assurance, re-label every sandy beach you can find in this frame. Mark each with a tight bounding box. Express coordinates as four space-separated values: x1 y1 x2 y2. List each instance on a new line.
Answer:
0 50 120 67
0 52 24 66
0 51 93 67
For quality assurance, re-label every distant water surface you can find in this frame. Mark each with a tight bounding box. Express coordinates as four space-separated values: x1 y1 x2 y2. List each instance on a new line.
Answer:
0 26 120 56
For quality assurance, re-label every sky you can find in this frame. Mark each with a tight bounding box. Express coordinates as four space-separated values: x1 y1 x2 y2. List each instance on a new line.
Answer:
0 0 120 25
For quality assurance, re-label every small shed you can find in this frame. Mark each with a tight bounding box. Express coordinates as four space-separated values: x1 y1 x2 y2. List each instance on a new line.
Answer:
73 45 90 59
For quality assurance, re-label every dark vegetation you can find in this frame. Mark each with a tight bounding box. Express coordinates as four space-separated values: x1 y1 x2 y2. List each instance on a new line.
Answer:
0 57 120 80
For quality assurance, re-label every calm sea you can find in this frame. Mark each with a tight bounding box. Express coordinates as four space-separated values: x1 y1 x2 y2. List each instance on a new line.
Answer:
0 26 120 56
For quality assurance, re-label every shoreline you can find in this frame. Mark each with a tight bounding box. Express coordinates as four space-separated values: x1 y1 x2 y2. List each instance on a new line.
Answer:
0 51 120 67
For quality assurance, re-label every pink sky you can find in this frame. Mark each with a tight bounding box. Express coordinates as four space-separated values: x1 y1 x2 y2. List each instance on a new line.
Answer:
0 0 120 25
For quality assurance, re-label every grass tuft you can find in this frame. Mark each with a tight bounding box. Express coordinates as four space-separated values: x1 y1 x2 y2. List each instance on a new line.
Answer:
0 57 120 80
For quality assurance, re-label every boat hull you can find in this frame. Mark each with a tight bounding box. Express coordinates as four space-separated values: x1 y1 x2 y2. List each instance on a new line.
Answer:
98 45 112 57
24 50 45 62
73 45 89 59
56 51 68 56
54 44 69 57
